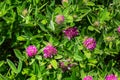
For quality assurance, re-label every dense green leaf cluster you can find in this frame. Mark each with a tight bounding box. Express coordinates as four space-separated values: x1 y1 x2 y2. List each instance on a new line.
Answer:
0 0 120 80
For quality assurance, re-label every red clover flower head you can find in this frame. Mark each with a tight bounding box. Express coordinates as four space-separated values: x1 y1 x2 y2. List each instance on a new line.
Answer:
55 15 64 24
26 45 38 57
43 44 57 58
117 26 120 33
63 27 79 40
105 74 118 80
83 76 93 80
83 37 96 50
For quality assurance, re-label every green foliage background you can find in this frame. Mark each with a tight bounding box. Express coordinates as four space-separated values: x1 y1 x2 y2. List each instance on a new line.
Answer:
0 0 120 80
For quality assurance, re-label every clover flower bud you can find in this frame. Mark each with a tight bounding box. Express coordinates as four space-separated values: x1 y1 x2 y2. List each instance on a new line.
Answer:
93 21 100 27
105 36 114 42
62 0 68 3
22 9 28 16
55 15 64 24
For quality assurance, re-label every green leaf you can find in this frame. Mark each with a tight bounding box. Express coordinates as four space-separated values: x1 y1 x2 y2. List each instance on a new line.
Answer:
71 70 76 80
17 36 26 41
54 55 63 59
0 61 4 67
55 7 62 14
63 7 70 15
41 19 47 25
32 62 40 75
30 75 37 80
66 15 73 23
49 20 55 31
94 29 100 33
88 59 97 64
88 63 96 66
0 2 14 17
78 45 83 50
14 49 25 61
22 68 30 75
79 63 85 68
74 54 82 61
0 36 5 45
76 9 91 21
35 0 40 4
38 23 48 32
35 55 42 60
88 26 94 31
7 59 18 73
29 59 35 65
50 59 58 69
57 73 62 80
80 70 86 79
86 2 95 6
38 2 48 11
109 42 113 49
84 51 91 59
0 74 8 80
99 9 111 22
17 60 22 73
